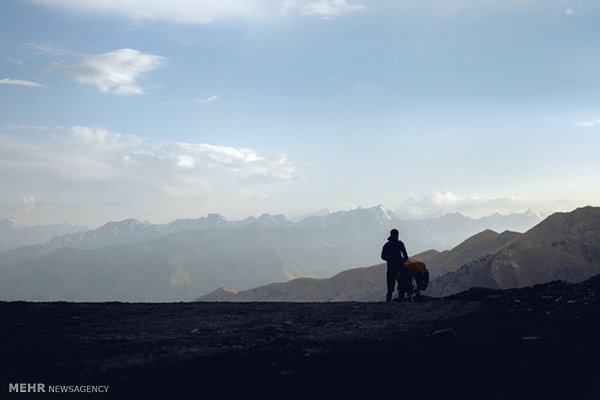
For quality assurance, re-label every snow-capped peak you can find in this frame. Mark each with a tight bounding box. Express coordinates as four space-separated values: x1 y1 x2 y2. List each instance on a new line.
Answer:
366 205 395 222
377 205 394 221
1 217 24 228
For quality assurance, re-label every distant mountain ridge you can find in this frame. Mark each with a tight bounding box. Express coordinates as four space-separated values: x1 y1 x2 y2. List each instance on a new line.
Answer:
196 207 599 302
1 206 543 254
0 206 544 301
43 213 242 251
0 218 88 252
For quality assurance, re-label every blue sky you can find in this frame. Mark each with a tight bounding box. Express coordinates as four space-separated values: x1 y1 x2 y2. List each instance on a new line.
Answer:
1 0 599 227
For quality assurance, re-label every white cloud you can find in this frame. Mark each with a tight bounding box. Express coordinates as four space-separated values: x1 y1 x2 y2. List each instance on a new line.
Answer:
301 0 365 20
176 155 196 169
424 190 460 205
46 49 165 95
0 78 43 87
20 196 36 212
575 119 600 128
279 0 365 19
21 196 36 205
197 95 218 104
69 126 123 144
0 125 296 203
565 8 574 14
151 142 295 183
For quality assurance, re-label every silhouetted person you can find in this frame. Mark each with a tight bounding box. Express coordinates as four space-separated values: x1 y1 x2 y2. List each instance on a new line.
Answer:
381 229 409 302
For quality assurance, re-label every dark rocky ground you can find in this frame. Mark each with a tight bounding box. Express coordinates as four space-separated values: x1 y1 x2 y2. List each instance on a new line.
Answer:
2 276 599 400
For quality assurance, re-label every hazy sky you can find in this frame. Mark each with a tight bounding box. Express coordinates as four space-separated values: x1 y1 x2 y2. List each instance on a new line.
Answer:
1 0 599 227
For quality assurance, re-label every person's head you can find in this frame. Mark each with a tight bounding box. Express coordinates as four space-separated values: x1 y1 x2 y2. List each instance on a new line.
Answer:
390 229 399 237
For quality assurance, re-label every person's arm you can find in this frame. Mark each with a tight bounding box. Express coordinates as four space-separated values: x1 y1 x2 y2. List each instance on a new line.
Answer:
381 244 389 261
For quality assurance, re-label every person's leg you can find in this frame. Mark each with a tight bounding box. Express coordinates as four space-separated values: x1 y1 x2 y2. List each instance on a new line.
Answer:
396 268 408 301
386 268 396 302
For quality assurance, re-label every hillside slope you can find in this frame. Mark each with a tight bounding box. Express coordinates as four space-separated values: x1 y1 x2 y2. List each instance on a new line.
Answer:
198 263 387 302
424 229 520 277
428 206 600 296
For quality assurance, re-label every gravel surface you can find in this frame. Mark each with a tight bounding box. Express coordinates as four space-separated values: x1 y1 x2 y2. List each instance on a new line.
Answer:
2 276 599 399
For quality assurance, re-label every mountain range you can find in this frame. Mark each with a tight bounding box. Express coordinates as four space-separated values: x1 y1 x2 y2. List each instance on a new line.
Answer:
0 218 87 252
197 206 600 301
0 206 544 301
0 207 542 253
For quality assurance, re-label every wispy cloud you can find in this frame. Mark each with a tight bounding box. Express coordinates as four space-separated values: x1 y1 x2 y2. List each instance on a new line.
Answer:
25 0 555 25
280 0 365 19
301 0 365 20
25 0 275 24
20 196 36 212
4 124 63 131
20 0 567 27
24 42 79 56
0 78 43 87
575 119 600 128
397 191 541 218
46 49 165 95
5 58 24 66
149 141 295 184
25 0 366 23
0 125 296 202
196 95 218 104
